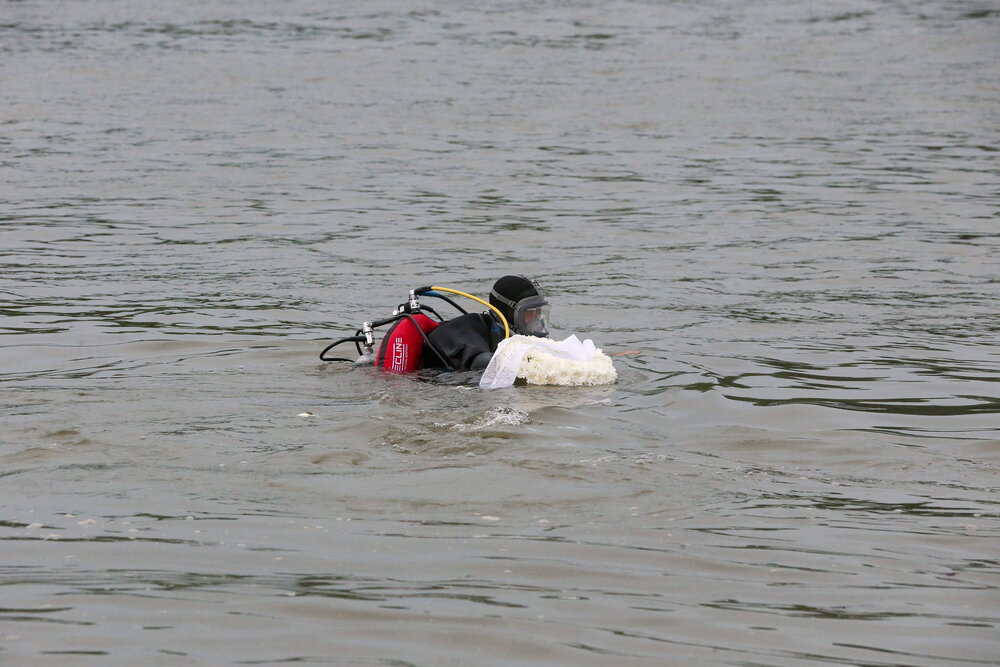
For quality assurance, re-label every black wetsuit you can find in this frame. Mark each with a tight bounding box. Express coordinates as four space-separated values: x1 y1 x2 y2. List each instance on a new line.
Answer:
422 312 505 371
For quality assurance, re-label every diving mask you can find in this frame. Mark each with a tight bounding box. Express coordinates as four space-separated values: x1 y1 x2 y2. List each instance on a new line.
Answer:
511 295 550 337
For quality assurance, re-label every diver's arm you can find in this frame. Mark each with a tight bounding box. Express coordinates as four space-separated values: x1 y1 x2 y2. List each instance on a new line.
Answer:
470 351 493 370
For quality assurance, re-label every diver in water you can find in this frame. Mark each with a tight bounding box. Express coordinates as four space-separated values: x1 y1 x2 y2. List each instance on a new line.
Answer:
317 275 635 372
421 275 550 371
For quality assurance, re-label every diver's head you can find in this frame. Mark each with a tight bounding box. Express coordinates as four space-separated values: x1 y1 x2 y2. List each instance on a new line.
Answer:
490 275 550 337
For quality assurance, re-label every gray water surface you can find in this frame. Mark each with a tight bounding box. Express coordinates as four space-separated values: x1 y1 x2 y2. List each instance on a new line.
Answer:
2 0 999 664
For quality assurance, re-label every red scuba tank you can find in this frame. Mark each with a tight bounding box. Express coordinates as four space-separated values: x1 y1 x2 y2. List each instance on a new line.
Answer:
375 313 439 372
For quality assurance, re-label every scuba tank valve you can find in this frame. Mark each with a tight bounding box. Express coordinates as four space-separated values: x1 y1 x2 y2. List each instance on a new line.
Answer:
360 321 376 355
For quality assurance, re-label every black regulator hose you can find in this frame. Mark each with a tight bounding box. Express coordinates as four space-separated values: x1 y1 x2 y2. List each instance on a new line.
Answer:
319 334 366 362
413 286 469 315
419 305 445 322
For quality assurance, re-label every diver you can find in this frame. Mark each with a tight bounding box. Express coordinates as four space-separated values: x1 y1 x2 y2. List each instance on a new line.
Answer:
421 275 550 371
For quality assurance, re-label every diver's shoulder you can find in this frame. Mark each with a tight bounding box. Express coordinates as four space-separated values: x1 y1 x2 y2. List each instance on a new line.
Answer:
430 311 491 335
437 312 482 327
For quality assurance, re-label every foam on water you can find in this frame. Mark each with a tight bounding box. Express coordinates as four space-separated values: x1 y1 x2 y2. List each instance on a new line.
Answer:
448 406 531 432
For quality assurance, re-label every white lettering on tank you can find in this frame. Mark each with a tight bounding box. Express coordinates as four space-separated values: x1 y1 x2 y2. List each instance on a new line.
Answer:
391 338 408 371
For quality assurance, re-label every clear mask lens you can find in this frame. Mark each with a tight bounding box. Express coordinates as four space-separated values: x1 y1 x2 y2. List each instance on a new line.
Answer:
513 297 550 337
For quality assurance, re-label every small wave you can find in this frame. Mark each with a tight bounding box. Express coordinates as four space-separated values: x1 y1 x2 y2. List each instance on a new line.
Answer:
449 407 529 432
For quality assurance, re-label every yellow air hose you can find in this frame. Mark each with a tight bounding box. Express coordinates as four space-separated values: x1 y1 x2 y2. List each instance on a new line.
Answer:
428 286 511 339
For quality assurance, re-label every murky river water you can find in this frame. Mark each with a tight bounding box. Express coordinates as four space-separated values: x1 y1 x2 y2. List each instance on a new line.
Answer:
2 0 999 664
